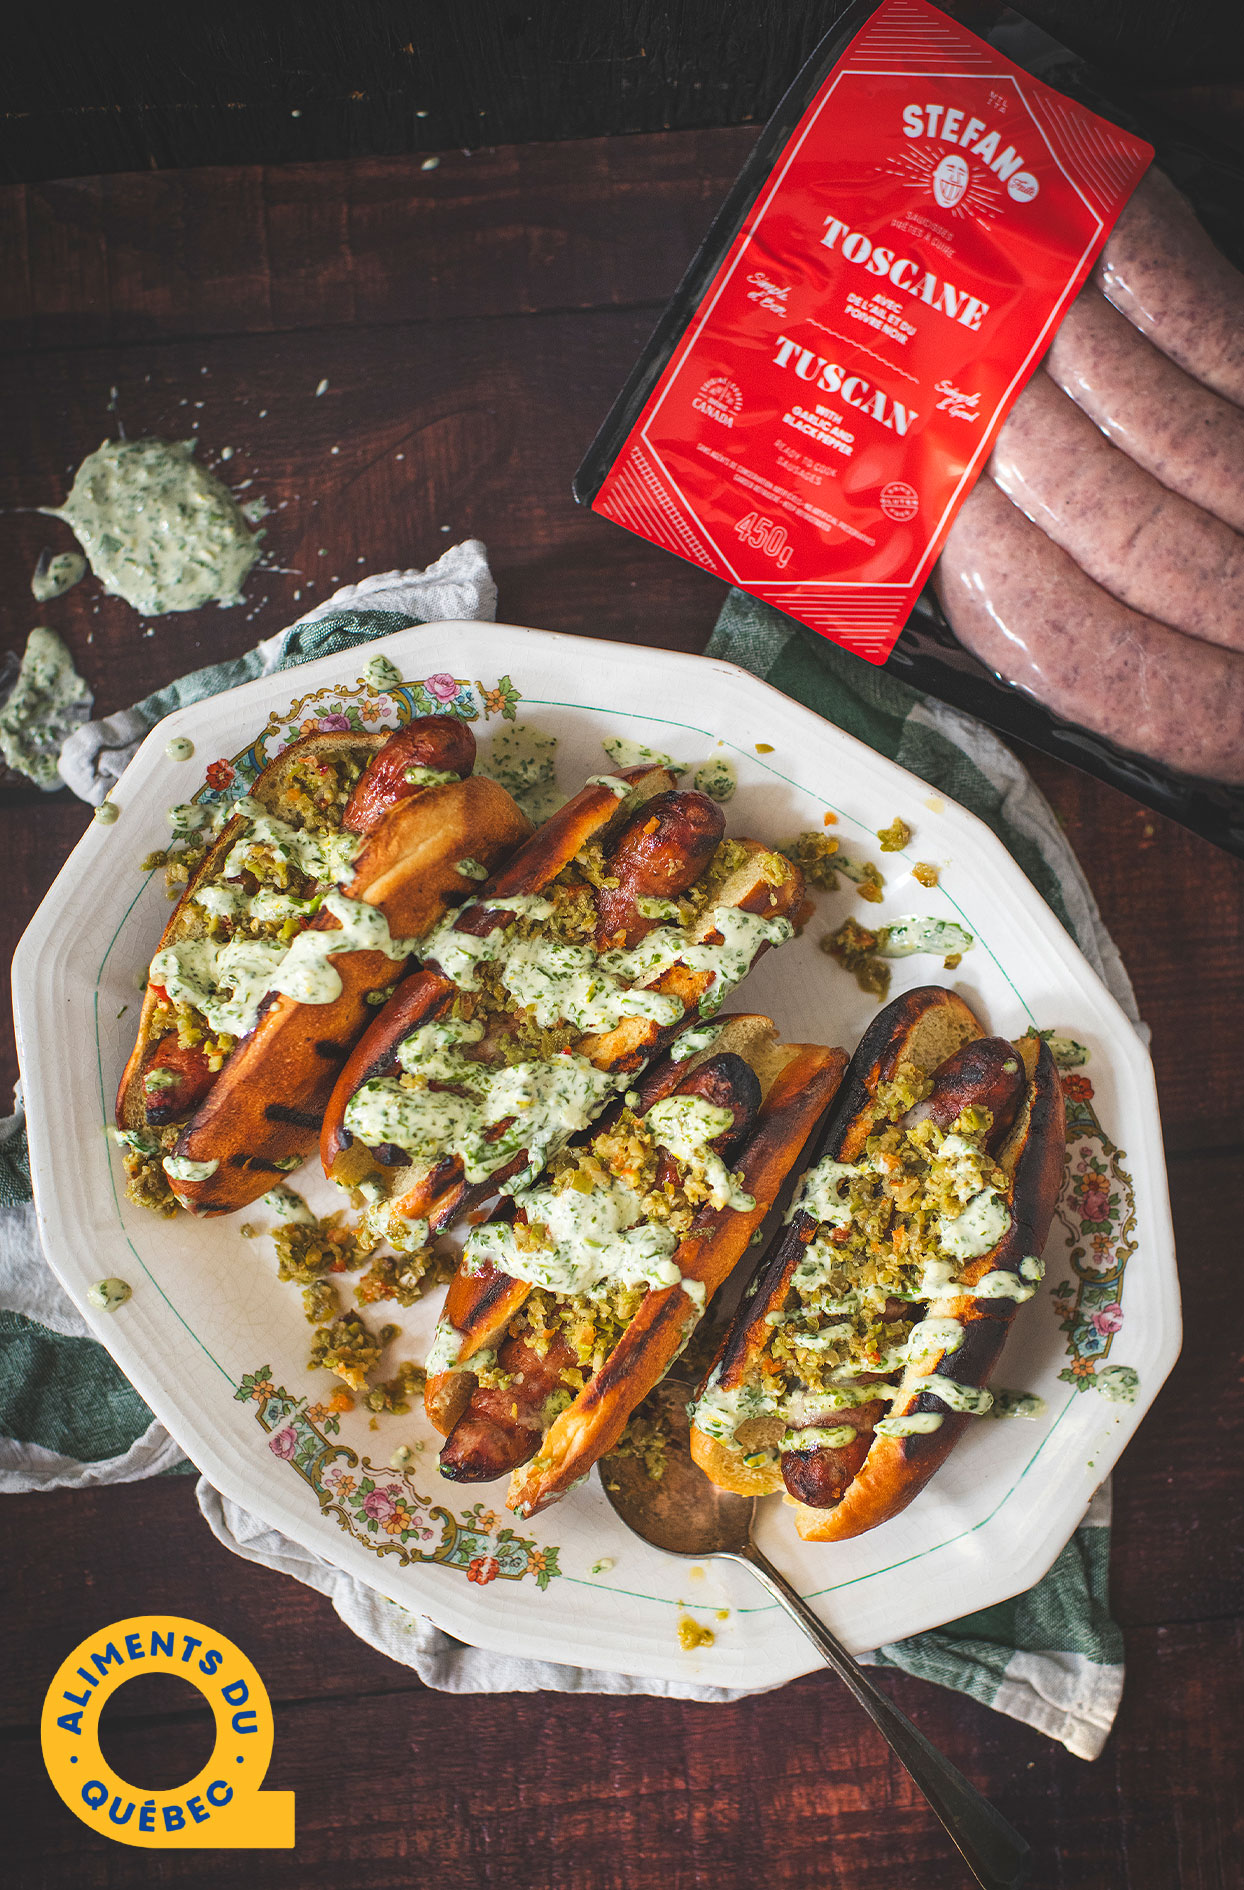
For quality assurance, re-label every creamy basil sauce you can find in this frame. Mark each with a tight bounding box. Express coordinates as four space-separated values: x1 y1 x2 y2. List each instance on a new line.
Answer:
252 888 318 923
454 856 489 879
398 1016 484 1083
417 897 785 1034
269 890 419 1004
478 723 563 824
790 1380 896 1416
361 1202 430 1255
875 1411 944 1437
416 895 552 989
467 1174 688 1301
585 774 633 799
602 736 678 771
163 1155 219 1182
32 548 88 601
876 915 974 959
165 736 195 762
94 802 119 826
693 757 737 802
598 906 794 1019
933 1131 990 1203
425 1322 463 1375
972 1252 1043 1302
364 653 403 691
191 883 248 920
781 1424 857 1449
905 1316 964 1358
0 626 92 791
646 1096 755 1211
425 1320 494 1378
261 1185 316 1224
784 1323 851 1351
919 1374 993 1415
150 935 287 1038
689 1369 773 1442
691 1366 895 1446
788 1156 858 1228
111 1126 160 1156
405 765 461 787
1045 1034 1088 1069
669 1022 724 1063
167 800 213 838
51 439 261 614
938 1187 1010 1260
500 937 684 1033
87 1277 132 1312
988 1388 1047 1420
345 1044 626 1188
1095 1365 1140 1404
918 1256 962 1297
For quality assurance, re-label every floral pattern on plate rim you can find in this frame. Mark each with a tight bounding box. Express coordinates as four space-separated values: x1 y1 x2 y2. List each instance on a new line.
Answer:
1046 1044 1139 1401
236 1367 561 1589
192 669 523 807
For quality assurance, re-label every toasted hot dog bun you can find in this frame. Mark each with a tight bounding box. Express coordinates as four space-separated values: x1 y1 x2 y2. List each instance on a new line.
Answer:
689 987 1066 1541
424 1013 848 1518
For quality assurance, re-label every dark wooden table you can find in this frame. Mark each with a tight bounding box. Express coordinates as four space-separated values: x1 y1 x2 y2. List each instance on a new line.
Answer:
3 131 1242 1889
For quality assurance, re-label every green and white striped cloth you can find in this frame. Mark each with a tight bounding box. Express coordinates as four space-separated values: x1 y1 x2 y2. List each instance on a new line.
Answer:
0 568 1130 1757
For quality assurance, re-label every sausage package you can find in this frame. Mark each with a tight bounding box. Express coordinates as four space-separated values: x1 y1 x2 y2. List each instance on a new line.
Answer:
575 0 1152 664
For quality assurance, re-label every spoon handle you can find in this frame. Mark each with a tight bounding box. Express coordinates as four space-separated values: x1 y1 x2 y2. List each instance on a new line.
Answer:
735 1542 1031 1890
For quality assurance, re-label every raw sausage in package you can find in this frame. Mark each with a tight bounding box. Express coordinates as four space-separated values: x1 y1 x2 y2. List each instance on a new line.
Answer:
578 0 1244 815
577 0 1152 662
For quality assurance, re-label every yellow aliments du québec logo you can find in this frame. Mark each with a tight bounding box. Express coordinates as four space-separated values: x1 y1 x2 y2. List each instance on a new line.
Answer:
41 1615 294 1848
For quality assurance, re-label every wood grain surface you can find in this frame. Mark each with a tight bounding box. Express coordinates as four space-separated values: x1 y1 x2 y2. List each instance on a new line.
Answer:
6 0 1244 185
2 127 1242 1888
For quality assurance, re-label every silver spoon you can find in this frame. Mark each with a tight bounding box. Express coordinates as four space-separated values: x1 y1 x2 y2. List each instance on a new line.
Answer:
601 1382 1031 1890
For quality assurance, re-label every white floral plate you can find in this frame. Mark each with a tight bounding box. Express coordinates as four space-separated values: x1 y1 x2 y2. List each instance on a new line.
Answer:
14 621 1179 1685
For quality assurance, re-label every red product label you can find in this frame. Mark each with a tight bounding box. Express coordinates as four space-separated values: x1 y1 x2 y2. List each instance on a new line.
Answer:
591 0 1153 662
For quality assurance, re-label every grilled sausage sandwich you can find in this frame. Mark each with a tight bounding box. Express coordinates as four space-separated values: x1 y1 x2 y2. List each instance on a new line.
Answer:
689 986 1065 1541
116 716 530 1216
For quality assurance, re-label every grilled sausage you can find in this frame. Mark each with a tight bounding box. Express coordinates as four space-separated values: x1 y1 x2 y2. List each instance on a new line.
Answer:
899 1037 1026 1148
990 371 1244 654
593 789 726 949
343 716 476 834
934 477 1244 784
781 1397 888 1509
140 1037 216 1128
1095 167 1244 407
1045 289 1244 537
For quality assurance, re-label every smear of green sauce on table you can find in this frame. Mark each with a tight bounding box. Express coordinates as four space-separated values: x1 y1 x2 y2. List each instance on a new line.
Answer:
49 437 262 615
